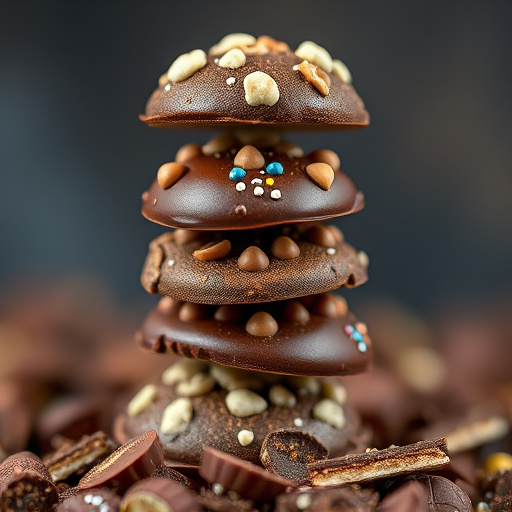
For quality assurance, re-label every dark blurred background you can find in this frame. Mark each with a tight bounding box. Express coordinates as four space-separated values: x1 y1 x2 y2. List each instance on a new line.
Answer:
1 0 511 316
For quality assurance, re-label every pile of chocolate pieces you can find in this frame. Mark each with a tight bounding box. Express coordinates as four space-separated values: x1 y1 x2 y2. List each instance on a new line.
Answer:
2 33 512 512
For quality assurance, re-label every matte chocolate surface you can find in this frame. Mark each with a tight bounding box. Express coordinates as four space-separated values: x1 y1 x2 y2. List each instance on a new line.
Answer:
139 295 372 376
141 227 368 305
142 47 369 130
142 152 364 231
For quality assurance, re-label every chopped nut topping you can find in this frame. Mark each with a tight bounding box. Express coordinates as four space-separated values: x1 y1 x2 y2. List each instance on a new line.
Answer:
127 384 158 416
296 60 331 96
166 49 207 83
243 71 280 106
218 48 246 69
238 430 255 446
160 398 193 435
176 373 215 397
295 41 333 73
209 33 256 55
333 59 353 84
305 162 335 191
225 388 268 417
269 385 297 408
210 365 264 392
321 381 347 405
157 162 187 190
162 359 208 386
312 399 345 429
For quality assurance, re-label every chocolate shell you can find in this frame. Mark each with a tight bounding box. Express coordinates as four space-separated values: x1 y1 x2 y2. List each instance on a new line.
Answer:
141 36 369 130
138 294 373 376
142 152 364 231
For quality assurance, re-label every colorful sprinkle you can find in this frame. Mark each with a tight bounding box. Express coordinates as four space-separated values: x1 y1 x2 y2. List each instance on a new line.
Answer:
344 324 368 353
254 186 264 196
235 182 246 191
357 342 367 353
229 167 246 180
266 178 275 186
266 162 284 175
270 189 282 200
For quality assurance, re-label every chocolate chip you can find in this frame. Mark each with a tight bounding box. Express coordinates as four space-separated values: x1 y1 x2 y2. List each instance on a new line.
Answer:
260 431 329 485
234 145 265 171
308 149 341 171
202 134 239 156
175 143 202 163
281 301 310 324
213 305 241 322
307 225 336 248
178 303 210 322
157 162 188 190
237 246 269 271
326 224 344 243
305 163 335 191
274 141 304 158
157 296 182 314
246 312 279 337
311 294 341 318
270 236 300 259
173 229 204 245
193 239 231 261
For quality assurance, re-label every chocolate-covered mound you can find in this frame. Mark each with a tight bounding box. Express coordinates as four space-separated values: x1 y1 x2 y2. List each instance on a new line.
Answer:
115 362 367 466
142 150 364 231
138 293 372 376
141 225 368 305
141 35 369 130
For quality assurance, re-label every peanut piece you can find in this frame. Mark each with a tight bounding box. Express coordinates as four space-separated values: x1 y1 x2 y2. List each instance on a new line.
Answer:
167 49 207 83
209 33 256 55
127 384 158 416
225 389 268 417
295 41 333 73
333 59 352 84
243 71 280 106
218 48 246 69
162 359 208 386
160 398 194 435
296 60 331 96
269 385 297 408
176 373 215 397
312 399 345 429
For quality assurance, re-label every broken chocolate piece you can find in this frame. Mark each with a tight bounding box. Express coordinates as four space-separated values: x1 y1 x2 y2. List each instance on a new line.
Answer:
308 438 450 486
260 431 328 485
151 464 190 487
377 480 430 512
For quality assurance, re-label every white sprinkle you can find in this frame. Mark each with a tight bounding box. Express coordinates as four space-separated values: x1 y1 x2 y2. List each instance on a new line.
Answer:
214 58 219 64
168 259 175 267
326 247 336 255
254 186 264 196
164 83 171 91
84 495 93 505
358 342 367 353
99 504 109 512
91 495 104 506
235 182 246 191
296 493 312 510
294 417 304 427
238 429 255 446
226 77 236 85
213 483 224 495
270 189 282 200
260 170 265 174
251 178 263 184
292 64 299 71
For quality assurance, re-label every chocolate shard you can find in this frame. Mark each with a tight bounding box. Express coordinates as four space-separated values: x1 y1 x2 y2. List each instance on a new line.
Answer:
200 446 296 502
151 464 190 487
43 431 118 483
260 430 328 485
0 451 58 512
308 438 450 487
414 475 472 512
377 480 430 512
120 477 200 512
78 430 164 493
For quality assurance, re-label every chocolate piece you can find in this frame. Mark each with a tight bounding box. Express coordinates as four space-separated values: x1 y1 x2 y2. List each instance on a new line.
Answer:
120 477 199 512
117 383 364 466
141 153 364 231
157 162 188 189
197 488 259 512
308 149 341 171
234 146 265 171
56 488 120 511
178 303 210 322
305 163 335 191
43 431 118 483
200 446 295 501
245 312 278 337
151 464 189 487
79 430 164 492
270 236 300 259
413 475 472 512
202 133 239 155
260 431 328 485
176 143 202 163
486 469 512 512
377 480 430 512
276 485 379 512
308 438 450 487
141 227 367 304
138 295 372 376
0 452 58 511
142 45 369 129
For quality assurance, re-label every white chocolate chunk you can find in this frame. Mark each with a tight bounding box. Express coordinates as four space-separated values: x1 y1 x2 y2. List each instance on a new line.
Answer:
127 384 158 416
332 59 353 84
243 71 280 106
295 41 333 73
313 399 345 429
218 48 246 69
167 49 207 83
209 33 256 55
160 398 193 435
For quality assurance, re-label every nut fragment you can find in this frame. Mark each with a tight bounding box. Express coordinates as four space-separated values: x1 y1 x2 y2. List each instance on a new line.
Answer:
270 236 300 259
296 60 331 96
309 149 341 171
225 389 268 417
295 41 333 72
244 71 280 106
210 365 264 392
311 294 342 318
305 162 335 191
234 145 265 170
176 373 215 397
209 33 256 55
333 59 353 84
178 302 210 322
269 385 297 408
218 48 246 69
160 398 194 435
167 49 207 83
237 246 269 271
307 225 337 248
287 376 320 395
162 359 208 386
193 239 231 261
246 312 279 337
174 229 203 244
238 430 255 447
202 133 239 155
358 251 370 267
243 35 290 55
127 384 158 416
236 129 281 148
157 162 187 190
175 143 202 163
274 141 304 158
281 301 310 324
213 305 241 322
312 399 345 429
157 296 181 314
321 381 347 405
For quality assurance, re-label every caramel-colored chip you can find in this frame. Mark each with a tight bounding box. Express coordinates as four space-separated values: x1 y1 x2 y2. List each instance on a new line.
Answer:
270 236 300 260
296 60 331 96
157 296 181 314
178 302 210 322
175 143 202 163
173 229 203 245
305 162 335 191
274 141 304 158
193 239 231 261
246 312 279 337
244 35 291 55
326 224 344 242
202 134 239 156
234 145 265 170
281 301 310 324
237 246 269 271
157 162 187 190
213 305 241 322
307 225 337 248
309 149 341 171
311 294 340 318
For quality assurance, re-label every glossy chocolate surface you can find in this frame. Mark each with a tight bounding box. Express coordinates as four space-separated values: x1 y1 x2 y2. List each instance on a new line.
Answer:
142 51 369 130
141 152 364 231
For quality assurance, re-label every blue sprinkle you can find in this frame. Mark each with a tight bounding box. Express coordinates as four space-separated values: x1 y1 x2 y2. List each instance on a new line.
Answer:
229 167 246 180
357 342 367 353
266 162 284 175
352 331 364 343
